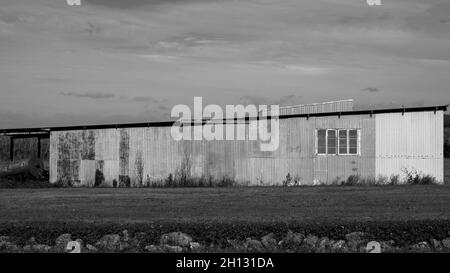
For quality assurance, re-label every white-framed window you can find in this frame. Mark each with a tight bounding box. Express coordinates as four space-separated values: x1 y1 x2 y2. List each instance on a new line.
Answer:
316 129 360 155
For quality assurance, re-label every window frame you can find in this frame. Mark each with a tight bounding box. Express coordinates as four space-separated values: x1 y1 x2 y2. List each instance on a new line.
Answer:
316 129 327 155
338 129 348 155
347 129 359 155
316 128 361 156
326 129 337 156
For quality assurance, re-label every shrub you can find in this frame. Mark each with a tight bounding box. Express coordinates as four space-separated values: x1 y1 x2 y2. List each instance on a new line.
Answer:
414 175 437 185
282 173 301 186
343 175 360 186
174 153 192 187
330 176 343 186
389 174 401 185
361 176 377 186
119 175 131 188
54 177 73 187
376 175 389 185
217 176 235 187
166 173 174 187
401 167 437 185
145 173 235 188
282 173 292 186
94 169 104 187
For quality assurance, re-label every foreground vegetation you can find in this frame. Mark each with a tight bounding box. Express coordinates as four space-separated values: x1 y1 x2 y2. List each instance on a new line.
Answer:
0 157 448 252
1 220 450 252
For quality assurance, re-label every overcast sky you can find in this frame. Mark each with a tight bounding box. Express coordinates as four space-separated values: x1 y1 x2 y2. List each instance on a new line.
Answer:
0 0 449 128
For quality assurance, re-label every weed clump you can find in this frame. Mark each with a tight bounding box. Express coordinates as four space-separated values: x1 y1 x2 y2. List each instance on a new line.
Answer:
282 173 301 186
402 167 438 185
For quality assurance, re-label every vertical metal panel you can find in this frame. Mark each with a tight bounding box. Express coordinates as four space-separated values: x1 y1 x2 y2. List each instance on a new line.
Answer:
128 127 145 186
81 130 95 160
95 129 119 161
49 131 59 183
375 111 444 183
93 129 120 186
79 160 96 186
144 126 180 182
119 129 130 181
55 131 82 185
102 160 119 186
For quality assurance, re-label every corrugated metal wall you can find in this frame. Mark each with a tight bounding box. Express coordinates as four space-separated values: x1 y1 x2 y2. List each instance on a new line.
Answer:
375 111 444 183
313 114 375 184
48 109 443 186
49 112 380 186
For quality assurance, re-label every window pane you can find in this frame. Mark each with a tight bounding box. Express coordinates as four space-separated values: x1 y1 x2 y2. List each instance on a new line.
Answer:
327 130 337 154
317 130 326 154
349 129 358 154
339 130 347 154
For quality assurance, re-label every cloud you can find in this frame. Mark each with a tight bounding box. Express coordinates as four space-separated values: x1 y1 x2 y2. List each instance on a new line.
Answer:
239 95 273 106
60 91 116 99
143 54 181 62
0 9 21 24
275 95 303 106
157 32 226 48
283 65 326 75
60 92 164 105
239 94 303 106
0 108 167 128
82 21 102 35
361 87 380 92
354 100 426 110
132 96 160 103
84 0 166 9
1 0 449 129
84 0 218 9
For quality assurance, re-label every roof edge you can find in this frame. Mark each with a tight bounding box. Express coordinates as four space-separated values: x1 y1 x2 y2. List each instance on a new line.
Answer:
0 104 447 133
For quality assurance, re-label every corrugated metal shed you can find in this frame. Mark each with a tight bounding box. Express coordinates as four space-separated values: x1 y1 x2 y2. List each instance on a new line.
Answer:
2 102 446 186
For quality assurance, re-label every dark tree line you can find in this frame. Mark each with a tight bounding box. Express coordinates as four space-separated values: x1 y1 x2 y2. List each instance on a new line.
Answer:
445 138 450 158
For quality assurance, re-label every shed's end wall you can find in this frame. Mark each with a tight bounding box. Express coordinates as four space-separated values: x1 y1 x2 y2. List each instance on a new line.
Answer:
375 111 444 183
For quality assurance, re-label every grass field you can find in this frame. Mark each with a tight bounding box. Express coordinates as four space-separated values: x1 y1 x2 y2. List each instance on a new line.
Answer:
0 158 448 224
0 161 449 247
1 185 449 224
